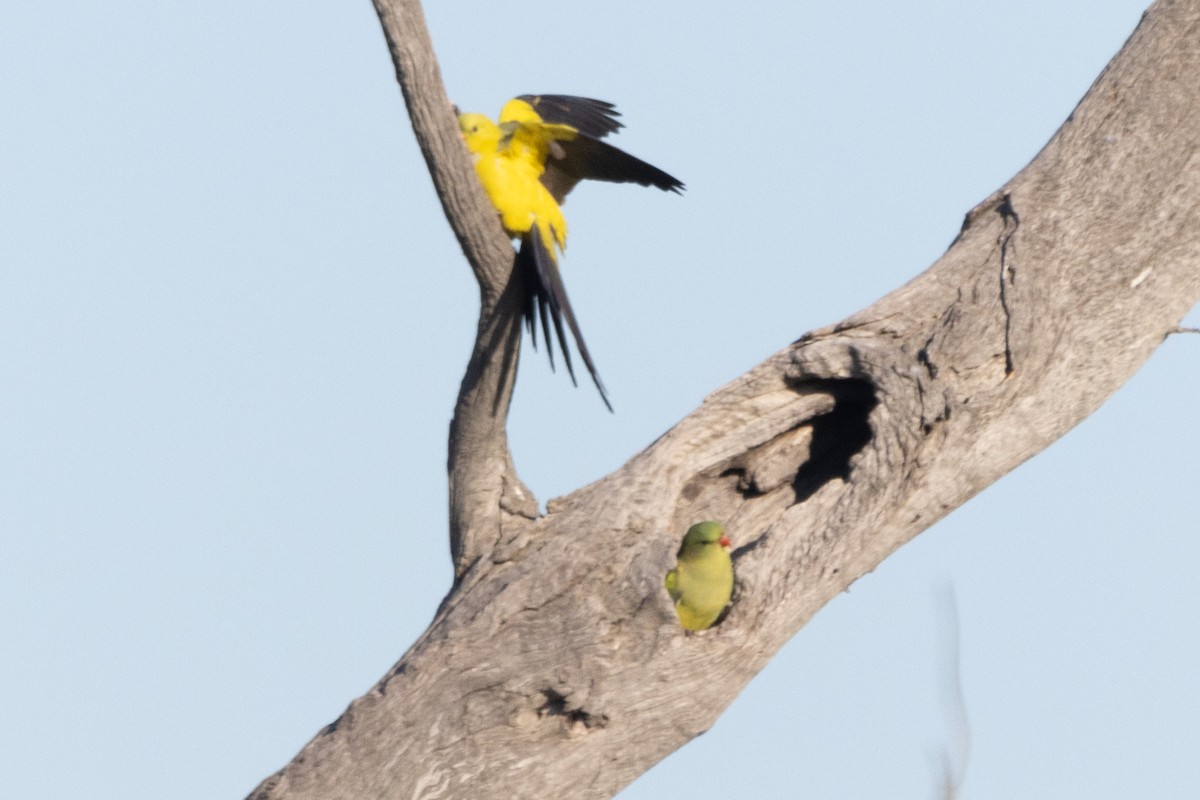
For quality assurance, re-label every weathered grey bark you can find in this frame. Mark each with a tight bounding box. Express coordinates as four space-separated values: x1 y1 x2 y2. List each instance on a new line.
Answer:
368 0 538 580
249 1 1200 798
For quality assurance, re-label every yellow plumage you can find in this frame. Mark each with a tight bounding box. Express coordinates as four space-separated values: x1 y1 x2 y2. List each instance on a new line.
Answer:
456 95 684 410
497 98 578 176
457 110 567 254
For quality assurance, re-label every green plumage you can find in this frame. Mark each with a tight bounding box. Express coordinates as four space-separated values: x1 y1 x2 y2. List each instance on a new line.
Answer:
665 521 733 631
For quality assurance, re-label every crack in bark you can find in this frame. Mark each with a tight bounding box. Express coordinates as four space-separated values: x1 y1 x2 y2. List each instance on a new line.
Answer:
915 348 953 436
996 194 1020 375
916 338 940 435
917 337 939 379
537 689 609 733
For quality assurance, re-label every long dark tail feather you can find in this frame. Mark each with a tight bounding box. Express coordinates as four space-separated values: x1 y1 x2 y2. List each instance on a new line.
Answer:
525 231 577 385
520 241 556 371
537 290 557 371
521 267 539 341
488 275 526 417
518 228 613 411
517 240 557 372
516 233 568 378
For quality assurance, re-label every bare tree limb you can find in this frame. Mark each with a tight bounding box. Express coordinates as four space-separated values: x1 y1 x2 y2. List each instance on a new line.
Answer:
369 0 538 579
249 1 1200 797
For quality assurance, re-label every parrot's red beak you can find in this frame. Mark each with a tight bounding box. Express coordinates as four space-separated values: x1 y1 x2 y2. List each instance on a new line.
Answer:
720 535 731 548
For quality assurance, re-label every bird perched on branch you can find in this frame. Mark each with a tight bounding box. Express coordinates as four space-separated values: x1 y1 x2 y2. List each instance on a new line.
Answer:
665 521 733 631
457 95 683 410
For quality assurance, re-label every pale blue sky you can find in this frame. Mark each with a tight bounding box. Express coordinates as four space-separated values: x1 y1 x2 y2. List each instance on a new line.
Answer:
2 2 1197 798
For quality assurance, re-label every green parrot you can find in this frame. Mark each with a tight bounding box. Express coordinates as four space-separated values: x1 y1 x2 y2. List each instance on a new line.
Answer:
665 521 734 631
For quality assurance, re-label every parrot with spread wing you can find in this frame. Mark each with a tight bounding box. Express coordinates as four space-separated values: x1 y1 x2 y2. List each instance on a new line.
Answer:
457 95 683 410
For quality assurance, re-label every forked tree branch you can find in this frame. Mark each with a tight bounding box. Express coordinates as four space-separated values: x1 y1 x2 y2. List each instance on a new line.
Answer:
368 0 539 578
249 1 1200 797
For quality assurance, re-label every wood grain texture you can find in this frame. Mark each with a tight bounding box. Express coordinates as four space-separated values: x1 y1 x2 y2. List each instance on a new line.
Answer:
249 1 1200 797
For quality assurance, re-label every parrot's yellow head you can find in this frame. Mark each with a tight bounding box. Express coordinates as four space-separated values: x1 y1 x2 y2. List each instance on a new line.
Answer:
457 112 501 156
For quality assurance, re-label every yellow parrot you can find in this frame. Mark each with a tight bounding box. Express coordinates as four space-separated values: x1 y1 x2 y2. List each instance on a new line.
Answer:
458 95 683 410
665 521 734 631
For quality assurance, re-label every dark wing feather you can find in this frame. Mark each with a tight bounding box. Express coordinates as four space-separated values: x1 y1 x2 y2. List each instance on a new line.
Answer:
541 134 686 204
516 95 623 139
517 226 612 411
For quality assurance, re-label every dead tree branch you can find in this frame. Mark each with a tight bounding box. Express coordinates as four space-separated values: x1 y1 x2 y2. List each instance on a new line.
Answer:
250 1 1200 797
